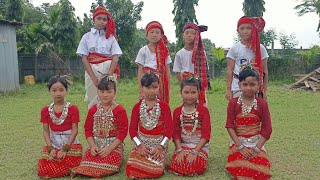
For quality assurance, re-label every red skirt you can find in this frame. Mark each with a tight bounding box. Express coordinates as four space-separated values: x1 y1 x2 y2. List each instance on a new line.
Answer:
168 147 208 176
38 144 82 178
74 147 123 178
126 147 166 179
225 145 272 180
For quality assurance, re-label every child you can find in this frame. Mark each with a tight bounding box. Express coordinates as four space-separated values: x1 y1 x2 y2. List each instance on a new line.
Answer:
77 6 122 108
173 22 209 106
135 21 171 103
225 16 269 100
168 77 211 176
74 76 128 178
225 67 272 179
126 72 173 179
38 76 82 178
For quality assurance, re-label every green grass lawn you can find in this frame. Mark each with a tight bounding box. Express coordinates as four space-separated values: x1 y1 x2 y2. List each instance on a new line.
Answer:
0 78 319 180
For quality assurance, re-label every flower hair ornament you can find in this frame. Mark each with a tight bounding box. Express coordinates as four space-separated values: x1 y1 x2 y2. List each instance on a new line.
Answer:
57 74 73 85
97 71 117 82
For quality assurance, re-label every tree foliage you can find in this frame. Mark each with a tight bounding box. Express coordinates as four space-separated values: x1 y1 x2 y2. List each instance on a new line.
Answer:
242 0 265 17
98 0 144 66
260 28 277 48
279 32 299 50
55 0 77 55
6 0 23 21
296 45 320 68
172 0 199 51
295 0 320 31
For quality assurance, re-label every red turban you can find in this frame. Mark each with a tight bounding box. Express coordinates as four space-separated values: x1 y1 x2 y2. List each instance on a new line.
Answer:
93 6 116 39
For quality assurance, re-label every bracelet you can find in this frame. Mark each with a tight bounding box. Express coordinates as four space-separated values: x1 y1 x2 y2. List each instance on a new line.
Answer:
160 137 169 147
252 145 261 153
48 145 54 154
175 148 183 154
133 137 142 146
191 149 199 155
62 144 71 152
237 144 244 151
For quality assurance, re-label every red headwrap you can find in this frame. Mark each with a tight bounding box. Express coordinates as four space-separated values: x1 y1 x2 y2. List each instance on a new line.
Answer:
237 16 265 95
183 23 208 105
93 6 116 39
145 21 170 103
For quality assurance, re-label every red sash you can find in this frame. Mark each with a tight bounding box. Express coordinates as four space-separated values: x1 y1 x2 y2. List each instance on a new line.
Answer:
87 52 120 78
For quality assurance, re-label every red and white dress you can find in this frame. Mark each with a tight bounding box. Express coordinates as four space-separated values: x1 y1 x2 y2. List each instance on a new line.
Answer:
225 97 272 180
74 103 128 178
38 104 82 178
126 99 173 179
168 104 211 176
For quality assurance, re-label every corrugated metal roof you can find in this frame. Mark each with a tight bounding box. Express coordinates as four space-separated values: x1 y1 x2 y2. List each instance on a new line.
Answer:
0 19 23 26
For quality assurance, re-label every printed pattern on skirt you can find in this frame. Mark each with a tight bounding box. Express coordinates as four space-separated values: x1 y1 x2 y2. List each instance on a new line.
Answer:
168 146 208 176
38 144 82 178
126 133 167 179
74 144 124 178
226 112 272 179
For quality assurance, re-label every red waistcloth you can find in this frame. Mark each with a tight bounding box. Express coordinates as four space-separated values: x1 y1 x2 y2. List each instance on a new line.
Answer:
225 97 272 140
145 21 170 103
129 99 173 139
93 6 116 39
87 52 120 78
40 105 80 132
84 104 128 142
238 17 265 95
172 104 211 141
182 23 208 95
38 144 82 178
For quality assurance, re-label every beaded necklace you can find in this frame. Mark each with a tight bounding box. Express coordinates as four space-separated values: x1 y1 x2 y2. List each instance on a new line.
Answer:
237 95 257 116
140 99 161 130
180 106 199 136
48 102 70 125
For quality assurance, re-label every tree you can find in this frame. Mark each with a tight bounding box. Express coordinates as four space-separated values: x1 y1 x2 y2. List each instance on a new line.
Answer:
100 0 143 67
211 47 226 76
6 0 23 21
21 1 46 24
260 28 277 48
279 32 299 50
242 0 265 17
172 0 199 51
296 45 320 69
55 0 77 55
295 0 320 32
0 0 7 18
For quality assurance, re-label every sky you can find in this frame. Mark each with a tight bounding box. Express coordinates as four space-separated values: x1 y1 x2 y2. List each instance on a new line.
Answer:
32 0 320 49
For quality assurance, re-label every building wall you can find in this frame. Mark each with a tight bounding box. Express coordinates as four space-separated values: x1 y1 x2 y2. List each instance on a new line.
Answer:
0 23 20 93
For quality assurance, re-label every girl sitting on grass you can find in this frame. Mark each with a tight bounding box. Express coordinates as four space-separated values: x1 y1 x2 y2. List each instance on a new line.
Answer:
74 76 128 178
225 66 272 179
168 77 211 176
38 75 82 178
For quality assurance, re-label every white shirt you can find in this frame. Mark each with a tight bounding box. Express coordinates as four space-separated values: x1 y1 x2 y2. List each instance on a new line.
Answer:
135 45 171 69
76 28 122 57
173 48 194 73
227 42 269 91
